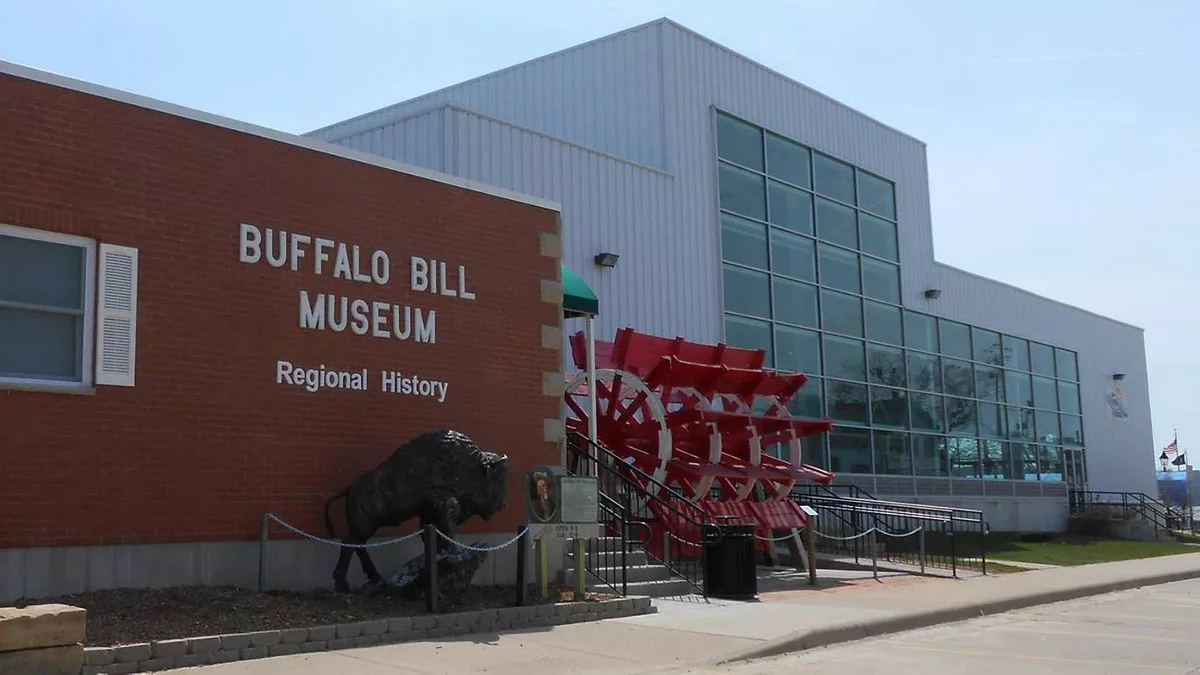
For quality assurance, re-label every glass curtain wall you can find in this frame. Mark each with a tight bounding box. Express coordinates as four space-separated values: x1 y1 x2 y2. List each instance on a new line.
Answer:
715 110 1083 481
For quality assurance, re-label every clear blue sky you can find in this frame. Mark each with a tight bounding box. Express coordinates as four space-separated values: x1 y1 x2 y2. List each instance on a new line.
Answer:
5 0 1196 465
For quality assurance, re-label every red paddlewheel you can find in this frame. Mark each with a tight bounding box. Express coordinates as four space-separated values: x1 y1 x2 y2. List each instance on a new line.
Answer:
565 327 835 548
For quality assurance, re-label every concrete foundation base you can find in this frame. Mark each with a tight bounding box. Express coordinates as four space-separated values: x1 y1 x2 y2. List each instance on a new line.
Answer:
1 533 564 605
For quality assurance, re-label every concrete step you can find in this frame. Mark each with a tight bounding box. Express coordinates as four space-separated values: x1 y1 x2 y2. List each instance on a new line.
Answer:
560 563 675 585
609 578 697 598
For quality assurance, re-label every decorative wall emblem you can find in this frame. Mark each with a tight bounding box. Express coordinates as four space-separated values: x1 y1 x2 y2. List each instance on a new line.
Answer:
1106 380 1129 419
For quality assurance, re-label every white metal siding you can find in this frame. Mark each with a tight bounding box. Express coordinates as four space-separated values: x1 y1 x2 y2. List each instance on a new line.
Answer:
314 18 1156 498
324 107 445 173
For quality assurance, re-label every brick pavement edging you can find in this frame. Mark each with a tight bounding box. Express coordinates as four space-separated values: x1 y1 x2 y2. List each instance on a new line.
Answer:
81 596 655 674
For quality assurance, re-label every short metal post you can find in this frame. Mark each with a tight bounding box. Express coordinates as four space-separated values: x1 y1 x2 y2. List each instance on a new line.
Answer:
870 528 878 580
919 527 927 576
575 538 586 599
621 520 629 596
425 525 438 614
980 522 988 576
516 526 528 606
662 530 672 568
258 513 270 593
949 529 957 579
805 519 817 586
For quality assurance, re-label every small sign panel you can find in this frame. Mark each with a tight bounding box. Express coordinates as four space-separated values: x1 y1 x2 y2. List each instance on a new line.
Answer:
558 476 598 524
528 523 603 539
524 466 599 538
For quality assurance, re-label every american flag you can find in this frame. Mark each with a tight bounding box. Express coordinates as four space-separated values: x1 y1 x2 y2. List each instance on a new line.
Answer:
1164 439 1178 456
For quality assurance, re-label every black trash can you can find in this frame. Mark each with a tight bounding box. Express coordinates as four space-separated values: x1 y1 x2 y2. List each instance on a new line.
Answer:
702 518 758 599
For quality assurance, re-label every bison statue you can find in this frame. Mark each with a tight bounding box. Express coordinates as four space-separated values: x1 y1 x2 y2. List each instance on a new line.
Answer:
323 429 509 593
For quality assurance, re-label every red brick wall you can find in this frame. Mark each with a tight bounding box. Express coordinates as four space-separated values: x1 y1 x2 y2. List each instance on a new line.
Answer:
0 73 562 548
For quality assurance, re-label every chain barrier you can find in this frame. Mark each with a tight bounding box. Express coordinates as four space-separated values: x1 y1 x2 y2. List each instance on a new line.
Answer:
264 513 425 549
813 527 877 542
754 530 801 542
875 526 924 539
435 528 528 552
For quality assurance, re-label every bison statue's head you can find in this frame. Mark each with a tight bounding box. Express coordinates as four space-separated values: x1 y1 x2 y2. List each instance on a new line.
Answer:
468 451 509 520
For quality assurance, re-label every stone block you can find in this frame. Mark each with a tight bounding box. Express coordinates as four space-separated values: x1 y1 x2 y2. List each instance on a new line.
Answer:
618 598 634 611
83 647 114 666
219 633 253 651
302 641 328 653
112 643 152 663
541 325 563 350
0 604 87 652
412 616 436 630
96 662 139 675
307 625 336 641
329 638 355 651
138 657 176 671
335 622 362 639
361 619 388 636
535 604 555 618
151 638 189 658
427 628 451 639
212 649 241 664
247 630 282 648
280 628 308 644
240 646 269 660
354 635 380 648
178 652 212 668
0 643 84 675
554 603 573 617
539 232 562 259
407 630 429 641
189 636 221 653
386 617 412 634
268 644 301 657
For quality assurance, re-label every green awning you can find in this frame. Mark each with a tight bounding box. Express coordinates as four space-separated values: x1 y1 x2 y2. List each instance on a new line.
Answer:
562 263 599 318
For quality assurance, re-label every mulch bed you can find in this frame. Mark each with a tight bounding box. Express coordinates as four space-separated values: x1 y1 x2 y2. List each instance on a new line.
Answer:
17 584 615 647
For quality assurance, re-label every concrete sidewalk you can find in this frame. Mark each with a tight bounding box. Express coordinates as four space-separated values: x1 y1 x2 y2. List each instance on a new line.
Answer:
167 552 1200 674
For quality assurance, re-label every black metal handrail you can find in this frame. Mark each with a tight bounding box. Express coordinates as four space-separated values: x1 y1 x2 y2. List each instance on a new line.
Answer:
566 431 712 596
1071 490 1192 534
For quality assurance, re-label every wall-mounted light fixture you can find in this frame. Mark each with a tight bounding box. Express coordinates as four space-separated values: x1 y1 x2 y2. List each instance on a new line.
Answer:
924 288 942 299
1113 373 1126 382
594 252 620 268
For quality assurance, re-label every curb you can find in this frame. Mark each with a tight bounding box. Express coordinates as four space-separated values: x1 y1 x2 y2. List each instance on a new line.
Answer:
81 596 655 674
709 567 1200 665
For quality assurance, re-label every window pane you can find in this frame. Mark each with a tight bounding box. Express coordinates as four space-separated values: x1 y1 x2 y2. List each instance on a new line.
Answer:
720 213 768 269
719 163 767 220
802 434 829 469
829 427 872 473
725 315 773 368
1057 381 1080 414
943 358 974 398
773 277 818 328
907 352 941 393
815 198 857 249
948 438 981 478
1040 446 1064 481
788 378 824 418
0 235 85 309
828 383 869 426
1030 342 1056 377
857 171 895 220
767 180 814 235
1005 371 1033 407
874 431 911 475
0 307 80 380
870 386 908 428
817 243 860 293
862 258 900 304
859 213 898 262
1061 414 1084 445
1003 335 1030 371
770 228 815 281
913 434 948 476
1036 410 1060 444
821 289 863 337
824 334 865 381
971 328 1002 365
775 325 821 376
1017 443 1039 480
982 441 1015 480
813 153 856 204
867 344 905 387
716 113 763 170
904 311 938 352
864 301 902 346
1032 376 1058 409
765 133 811 188
939 319 972 359
946 397 977 436
974 365 1004 402
1007 406 1036 442
1056 348 1078 381
909 393 945 432
978 402 1005 439
723 265 770 317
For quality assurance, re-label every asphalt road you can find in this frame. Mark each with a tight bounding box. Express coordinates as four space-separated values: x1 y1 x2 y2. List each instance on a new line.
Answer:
688 577 1200 674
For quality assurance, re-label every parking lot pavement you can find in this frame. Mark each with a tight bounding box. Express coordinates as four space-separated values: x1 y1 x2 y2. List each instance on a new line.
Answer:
681 577 1200 674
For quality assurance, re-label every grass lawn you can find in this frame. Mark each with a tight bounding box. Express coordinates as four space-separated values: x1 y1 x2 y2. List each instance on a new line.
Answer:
986 533 1200 567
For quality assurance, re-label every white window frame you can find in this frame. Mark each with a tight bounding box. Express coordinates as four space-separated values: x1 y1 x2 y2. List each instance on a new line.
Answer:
0 222 97 393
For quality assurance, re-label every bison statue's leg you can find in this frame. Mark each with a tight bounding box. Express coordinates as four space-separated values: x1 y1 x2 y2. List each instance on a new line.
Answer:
333 507 385 593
